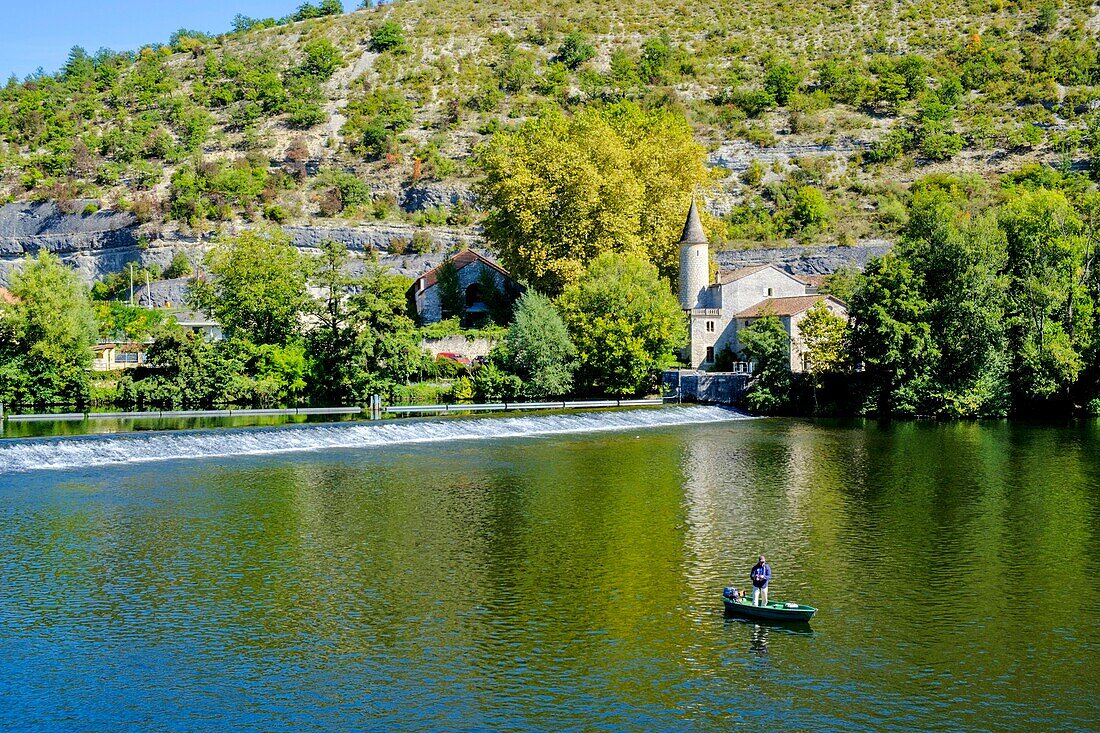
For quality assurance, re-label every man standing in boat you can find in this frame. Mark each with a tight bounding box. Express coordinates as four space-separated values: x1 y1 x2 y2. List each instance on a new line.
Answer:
750 555 772 606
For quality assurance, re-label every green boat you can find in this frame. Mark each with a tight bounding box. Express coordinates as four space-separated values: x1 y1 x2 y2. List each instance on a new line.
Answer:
722 595 817 622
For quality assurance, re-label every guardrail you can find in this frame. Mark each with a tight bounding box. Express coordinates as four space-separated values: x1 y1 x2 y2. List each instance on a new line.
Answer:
384 398 666 415
0 398 669 422
4 406 363 422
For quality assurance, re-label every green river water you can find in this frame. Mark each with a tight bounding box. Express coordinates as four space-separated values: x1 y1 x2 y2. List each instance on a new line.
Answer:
0 409 1097 731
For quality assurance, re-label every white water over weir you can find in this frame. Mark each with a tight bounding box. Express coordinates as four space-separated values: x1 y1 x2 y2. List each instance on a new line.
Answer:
0 406 749 474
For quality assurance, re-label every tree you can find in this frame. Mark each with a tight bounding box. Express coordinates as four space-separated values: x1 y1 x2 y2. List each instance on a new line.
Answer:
1036 1 1058 34
797 301 848 411
557 253 686 396
163 250 193 279
369 21 408 53
799 302 847 377
555 32 595 70
300 39 342 80
143 326 236 407
306 240 368 403
476 102 710 295
189 228 309 346
293 0 342 21
999 189 1088 410
763 62 801 106
899 188 1010 416
350 265 431 390
785 186 831 233
436 260 463 320
0 252 98 405
504 291 576 398
847 254 938 415
738 314 793 414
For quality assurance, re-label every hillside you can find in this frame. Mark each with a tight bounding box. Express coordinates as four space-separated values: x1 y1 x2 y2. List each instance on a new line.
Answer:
1 0 1098 262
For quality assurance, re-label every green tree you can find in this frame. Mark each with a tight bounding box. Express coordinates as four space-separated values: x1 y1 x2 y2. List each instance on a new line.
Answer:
293 0 342 21
300 39 342 80
999 189 1088 409
899 188 1010 416
306 240 369 403
369 21 408 53
557 253 686 396
164 250 193 279
738 314 793 414
504 291 576 398
847 254 938 415
798 301 847 377
143 326 236 407
0 252 98 405
763 62 801 106
784 185 831 233
436 260 464 320
555 32 595 70
476 102 710 294
189 228 309 345
351 265 431 390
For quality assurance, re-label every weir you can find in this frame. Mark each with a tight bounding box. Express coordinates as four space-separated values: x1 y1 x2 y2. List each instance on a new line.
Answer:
0 406 749 474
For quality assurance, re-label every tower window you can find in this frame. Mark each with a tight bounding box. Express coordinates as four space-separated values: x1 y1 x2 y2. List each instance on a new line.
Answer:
705 346 715 363
705 320 715 333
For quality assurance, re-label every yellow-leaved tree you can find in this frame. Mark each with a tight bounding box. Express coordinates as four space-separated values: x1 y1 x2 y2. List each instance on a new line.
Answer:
475 102 712 296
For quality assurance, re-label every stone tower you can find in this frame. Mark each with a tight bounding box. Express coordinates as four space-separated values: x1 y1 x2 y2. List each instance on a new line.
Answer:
678 198 709 310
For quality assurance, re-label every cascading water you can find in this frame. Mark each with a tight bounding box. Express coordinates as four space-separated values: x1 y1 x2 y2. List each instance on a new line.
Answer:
0 406 749 474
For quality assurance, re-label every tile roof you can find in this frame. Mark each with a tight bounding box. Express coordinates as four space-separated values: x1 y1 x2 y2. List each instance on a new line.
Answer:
415 250 512 292
717 264 773 284
794 274 829 287
736 295 846 318
0 287 18 305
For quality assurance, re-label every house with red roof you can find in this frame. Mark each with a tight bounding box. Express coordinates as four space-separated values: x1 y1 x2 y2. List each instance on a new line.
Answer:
677 200 848 372
408 249 523 326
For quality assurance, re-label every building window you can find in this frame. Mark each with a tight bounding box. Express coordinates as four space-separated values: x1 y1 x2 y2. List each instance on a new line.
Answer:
744 320 751 328
767 287 773 296
705 346 715 362
705 320 715 333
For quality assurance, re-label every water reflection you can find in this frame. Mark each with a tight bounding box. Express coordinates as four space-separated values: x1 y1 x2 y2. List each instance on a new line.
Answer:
0 419 1097 731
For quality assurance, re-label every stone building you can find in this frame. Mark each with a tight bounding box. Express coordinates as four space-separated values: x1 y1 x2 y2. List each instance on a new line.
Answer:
678 201 848 371
409 249 522 325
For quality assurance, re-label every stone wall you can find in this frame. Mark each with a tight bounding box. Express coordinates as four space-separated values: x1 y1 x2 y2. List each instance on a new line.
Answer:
421 335 497 360
663 369 751 405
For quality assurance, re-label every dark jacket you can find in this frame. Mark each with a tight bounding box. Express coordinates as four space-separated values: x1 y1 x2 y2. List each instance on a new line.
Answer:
750 562 772 588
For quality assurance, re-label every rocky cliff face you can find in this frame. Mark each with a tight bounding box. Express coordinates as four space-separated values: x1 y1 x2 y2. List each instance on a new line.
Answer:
0 202 892 287
0 202 478 285
716 242 893 276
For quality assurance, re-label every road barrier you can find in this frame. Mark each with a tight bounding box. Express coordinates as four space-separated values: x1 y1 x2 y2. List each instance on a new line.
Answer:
2 398 670 422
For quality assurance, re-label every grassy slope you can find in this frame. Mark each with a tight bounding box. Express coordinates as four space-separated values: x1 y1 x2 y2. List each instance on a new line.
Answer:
1 0 1096 248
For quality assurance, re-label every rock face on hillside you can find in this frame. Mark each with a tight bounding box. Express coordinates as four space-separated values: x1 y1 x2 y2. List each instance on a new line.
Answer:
717 243 892 276
0 202 892 287
0 202 138 257
0 202 479 285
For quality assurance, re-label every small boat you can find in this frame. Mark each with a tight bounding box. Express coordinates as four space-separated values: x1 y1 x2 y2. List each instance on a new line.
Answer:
722 594 817 622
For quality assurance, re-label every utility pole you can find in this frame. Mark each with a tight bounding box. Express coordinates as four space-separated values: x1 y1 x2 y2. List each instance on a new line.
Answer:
129 263 134 307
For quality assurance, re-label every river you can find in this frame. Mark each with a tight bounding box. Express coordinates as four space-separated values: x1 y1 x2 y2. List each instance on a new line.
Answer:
0 408 1097 731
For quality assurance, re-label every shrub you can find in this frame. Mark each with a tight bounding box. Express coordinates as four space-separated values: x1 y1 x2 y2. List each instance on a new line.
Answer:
370 21 408 53
556 32 595 70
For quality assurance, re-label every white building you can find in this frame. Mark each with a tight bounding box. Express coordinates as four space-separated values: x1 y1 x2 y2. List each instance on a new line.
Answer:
678 200 848 371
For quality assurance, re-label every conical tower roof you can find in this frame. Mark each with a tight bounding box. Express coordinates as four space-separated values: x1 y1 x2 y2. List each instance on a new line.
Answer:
679 198 707 244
